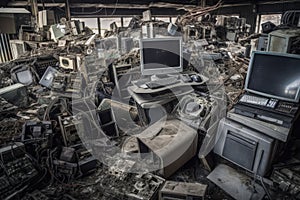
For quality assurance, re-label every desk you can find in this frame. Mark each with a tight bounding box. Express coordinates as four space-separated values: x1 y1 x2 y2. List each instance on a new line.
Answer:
227 109 290 142
128 74 208 125
130 74 209 94
128 86 194 109
128 74 209 108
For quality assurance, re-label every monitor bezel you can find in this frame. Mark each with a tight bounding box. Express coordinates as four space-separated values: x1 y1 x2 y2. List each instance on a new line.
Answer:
100 36 120 50
267 30 298 53
267 34 289 53
140 37 183 76
245 51 300 103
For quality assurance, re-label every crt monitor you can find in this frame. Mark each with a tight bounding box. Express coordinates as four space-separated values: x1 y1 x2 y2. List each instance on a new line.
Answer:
245 51 300 102
140 37 183 76
99 37 120 50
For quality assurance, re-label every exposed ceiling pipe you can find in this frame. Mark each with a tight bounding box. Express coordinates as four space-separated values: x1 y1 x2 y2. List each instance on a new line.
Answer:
7 0 300 10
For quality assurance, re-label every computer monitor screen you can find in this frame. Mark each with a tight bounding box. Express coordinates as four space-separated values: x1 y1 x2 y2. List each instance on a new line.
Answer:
268 35 288 53
245 52 300 102
16 70 32 85
100 37 119 50
140 37 182 75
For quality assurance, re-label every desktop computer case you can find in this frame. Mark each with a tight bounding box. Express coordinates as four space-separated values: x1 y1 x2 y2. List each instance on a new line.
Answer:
214 118 277 176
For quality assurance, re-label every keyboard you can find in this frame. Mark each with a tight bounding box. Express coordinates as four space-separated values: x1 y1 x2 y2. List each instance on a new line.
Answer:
0 156 38 199
239 94 269 106
0 143 39 199
146 77 179 89
34 56 58 78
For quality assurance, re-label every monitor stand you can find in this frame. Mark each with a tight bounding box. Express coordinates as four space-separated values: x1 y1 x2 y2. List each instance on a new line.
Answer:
150 74 170 81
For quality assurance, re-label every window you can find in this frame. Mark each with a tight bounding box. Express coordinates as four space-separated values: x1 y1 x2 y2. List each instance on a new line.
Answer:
72 18 98 34
259 14 282 33
215 15 240 26
225 14 240 18
155 17 171 22
260 14 282 26
100 17 122 36
122 17 132 27
171 17 177 24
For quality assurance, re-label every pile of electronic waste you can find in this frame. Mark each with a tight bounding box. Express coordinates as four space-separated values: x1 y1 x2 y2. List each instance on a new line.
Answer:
0 12 299 200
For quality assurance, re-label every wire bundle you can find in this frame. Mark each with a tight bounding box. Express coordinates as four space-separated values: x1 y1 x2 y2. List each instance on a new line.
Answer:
281 10 300 27
180 0 223 24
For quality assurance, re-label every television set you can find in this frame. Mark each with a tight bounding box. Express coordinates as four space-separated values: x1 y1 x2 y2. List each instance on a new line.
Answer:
49 24 65 42
11 64 33 86
38 10 55 28
39 66 58 88
59 56 76 70
140 37 183 76
99 37 120 50
267 29 300 53
245 51 300 102
12 69 33 86
10 40 27 60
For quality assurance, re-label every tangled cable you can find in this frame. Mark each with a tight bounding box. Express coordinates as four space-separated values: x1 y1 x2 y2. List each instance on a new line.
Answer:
180 0 223 24
281 10 300 27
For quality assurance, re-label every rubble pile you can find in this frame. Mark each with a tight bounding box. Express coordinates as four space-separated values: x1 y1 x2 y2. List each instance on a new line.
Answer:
0 10 299 200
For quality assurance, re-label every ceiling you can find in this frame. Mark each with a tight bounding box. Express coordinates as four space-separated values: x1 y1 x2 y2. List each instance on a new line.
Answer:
2 0 288 7
2 0 300 17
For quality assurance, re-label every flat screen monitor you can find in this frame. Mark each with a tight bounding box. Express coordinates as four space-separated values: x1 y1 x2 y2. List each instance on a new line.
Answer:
140 37 183 75
245 51 300 102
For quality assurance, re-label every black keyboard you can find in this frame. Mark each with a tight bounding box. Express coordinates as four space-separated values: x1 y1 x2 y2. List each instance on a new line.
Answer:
234 103 295 128
0 143 39 199
34 56 58 78
238 94 299 116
